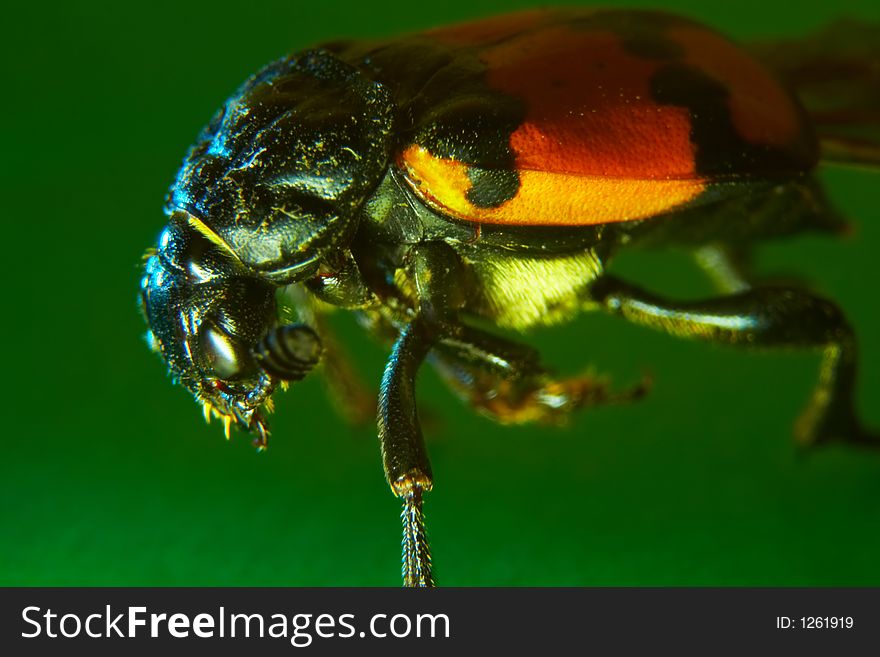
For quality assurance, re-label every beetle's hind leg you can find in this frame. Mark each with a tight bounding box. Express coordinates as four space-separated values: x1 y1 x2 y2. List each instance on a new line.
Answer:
590 275 878 448
432 325 649 425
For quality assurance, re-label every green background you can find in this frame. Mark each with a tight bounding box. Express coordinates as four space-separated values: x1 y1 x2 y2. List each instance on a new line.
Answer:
4 0 880 586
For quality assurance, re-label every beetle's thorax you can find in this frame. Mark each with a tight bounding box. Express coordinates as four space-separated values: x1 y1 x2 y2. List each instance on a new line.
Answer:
167 49 396 285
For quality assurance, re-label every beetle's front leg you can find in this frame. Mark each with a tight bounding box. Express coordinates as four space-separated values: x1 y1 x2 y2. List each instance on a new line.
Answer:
379 318 437 587
589 275 878 448
377 242 468 587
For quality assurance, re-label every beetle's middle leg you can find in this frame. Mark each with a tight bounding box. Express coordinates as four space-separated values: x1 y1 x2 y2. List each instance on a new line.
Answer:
432 325 649 425
694 244 753 294
589 275 878 447
694 243 821 295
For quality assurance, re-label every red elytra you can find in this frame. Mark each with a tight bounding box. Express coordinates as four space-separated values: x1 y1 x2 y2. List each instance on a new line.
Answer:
398 9 818 227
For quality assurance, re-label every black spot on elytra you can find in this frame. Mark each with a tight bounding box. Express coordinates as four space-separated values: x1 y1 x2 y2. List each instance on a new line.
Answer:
395 41 527 214
465 167 520 208
650 64 809 176
414 93 525 169
564 11 815 176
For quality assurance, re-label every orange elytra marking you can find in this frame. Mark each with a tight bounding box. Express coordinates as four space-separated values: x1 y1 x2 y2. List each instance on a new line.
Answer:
399 145 705 226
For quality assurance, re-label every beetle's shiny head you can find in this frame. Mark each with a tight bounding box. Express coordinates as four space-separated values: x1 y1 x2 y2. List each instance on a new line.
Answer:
140 213 322 448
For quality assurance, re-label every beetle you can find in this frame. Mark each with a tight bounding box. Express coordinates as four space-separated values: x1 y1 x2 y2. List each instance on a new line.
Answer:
140 9 880 586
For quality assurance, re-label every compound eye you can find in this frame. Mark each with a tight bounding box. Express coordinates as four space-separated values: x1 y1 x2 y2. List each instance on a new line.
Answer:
181 230 226 283
198 322 256 380
160 214 231 284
